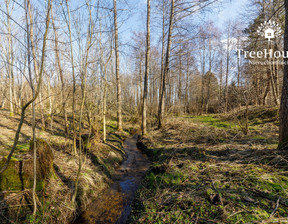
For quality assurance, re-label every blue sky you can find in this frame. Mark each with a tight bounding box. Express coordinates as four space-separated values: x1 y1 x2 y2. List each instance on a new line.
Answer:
118 0 253 74
119 0 252 45
211 0 250 28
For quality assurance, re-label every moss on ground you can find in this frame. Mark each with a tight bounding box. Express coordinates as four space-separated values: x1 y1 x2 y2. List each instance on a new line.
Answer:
0 158 22 191
0 139 53 192
0 110 139 223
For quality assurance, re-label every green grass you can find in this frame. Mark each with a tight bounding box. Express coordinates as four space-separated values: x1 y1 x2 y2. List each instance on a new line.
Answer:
189 115 234 129
16 143 30 152
129 113 287 223
131 147 288 223
106 120 117 132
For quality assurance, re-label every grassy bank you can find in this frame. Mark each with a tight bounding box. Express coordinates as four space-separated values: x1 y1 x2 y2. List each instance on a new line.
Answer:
129 107 288 223
0 110 136 223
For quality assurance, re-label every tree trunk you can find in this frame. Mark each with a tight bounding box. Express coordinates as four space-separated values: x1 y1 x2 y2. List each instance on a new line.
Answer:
51 4 68 135
103 72 107 142
279 0 288 148
184 54 189 113
28 1 46 130
159 0 165 110
200 39 206 115
101 41 112 143
65 1 77 154
72 1 93 204
262 78 270 106
225 25 230 113
139 57 143 114
5 0 14 115
205 37 213 113
268 42 279 105
158 0 174 129
178 51 182 114
142 0 150 136
27 0 51 215
47 73 53 130
113 0 123 131
219 59 223 112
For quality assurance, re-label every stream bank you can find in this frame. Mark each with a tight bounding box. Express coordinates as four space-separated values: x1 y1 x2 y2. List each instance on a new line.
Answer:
73 134 150 224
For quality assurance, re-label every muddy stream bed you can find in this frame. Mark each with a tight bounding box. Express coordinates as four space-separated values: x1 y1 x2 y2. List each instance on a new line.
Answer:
73 134 150 224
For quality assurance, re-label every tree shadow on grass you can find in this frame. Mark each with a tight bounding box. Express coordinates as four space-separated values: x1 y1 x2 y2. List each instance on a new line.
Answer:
136 143 288 222
0 123 30 142
104 142 126 157
86 151 112 178
53 164 74 191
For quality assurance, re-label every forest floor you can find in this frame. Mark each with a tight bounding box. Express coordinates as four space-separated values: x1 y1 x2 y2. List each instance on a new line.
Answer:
129 106 288 223
0 109 137 223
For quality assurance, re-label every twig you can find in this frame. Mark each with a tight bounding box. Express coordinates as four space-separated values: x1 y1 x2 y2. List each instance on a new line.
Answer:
245 188 288 207
269 197 280 218
226 210 244 219
209 173 226 216
0 212 17 223
142 208 194 214
258 218 288 223
173 210 182 224
0 204 32 210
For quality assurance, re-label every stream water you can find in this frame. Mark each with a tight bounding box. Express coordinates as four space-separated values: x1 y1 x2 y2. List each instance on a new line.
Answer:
73 134 150 224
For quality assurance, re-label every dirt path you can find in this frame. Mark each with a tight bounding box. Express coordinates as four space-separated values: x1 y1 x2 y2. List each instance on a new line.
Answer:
73 134 150 224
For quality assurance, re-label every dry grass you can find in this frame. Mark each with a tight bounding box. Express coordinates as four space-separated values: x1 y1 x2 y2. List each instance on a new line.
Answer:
0 110 130 223
129 109 288 223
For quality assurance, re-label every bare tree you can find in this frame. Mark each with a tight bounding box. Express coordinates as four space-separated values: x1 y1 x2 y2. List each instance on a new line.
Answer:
224 21 231 113
158 0 175 129
113 0 123 131
5 0 15 115
72 0 95 205
65 0 77 154
51 2 68 136
142 0 151 135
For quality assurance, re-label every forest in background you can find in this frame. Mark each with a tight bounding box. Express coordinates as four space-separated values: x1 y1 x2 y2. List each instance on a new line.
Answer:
0 0 288 223
0 0 285 130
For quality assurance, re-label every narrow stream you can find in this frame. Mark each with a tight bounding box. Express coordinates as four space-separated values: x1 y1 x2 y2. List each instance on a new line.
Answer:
73 134 150 224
